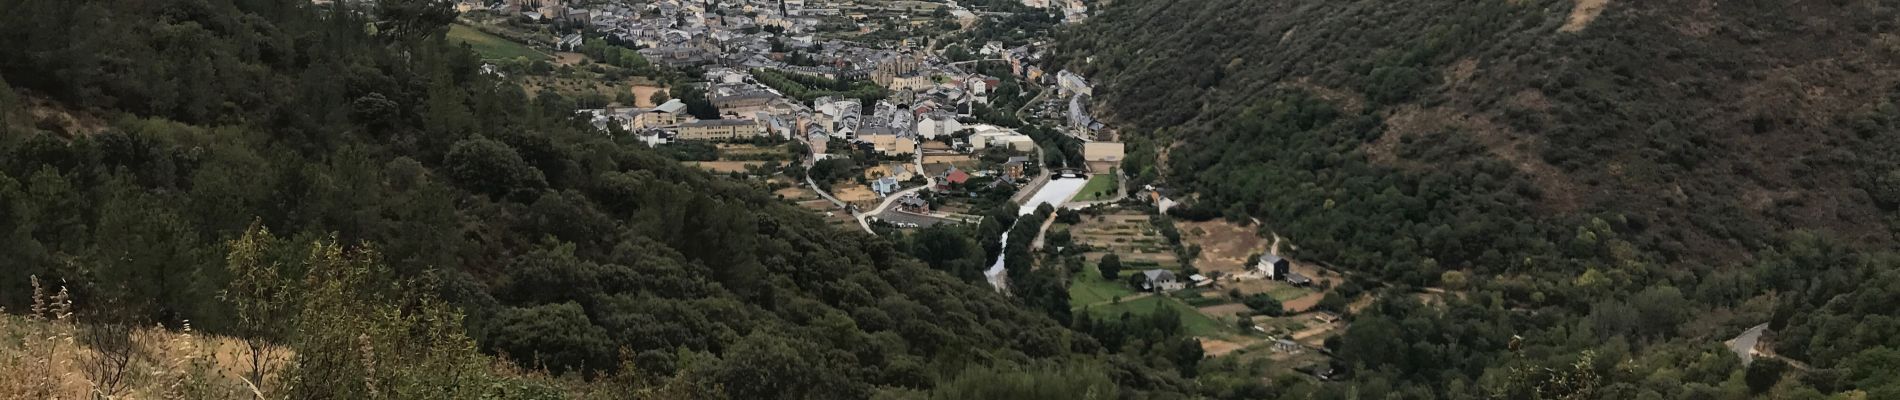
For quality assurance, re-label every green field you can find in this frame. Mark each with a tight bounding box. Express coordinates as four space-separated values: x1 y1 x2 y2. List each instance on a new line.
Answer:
1268 285 1313 302
1072 174 1118 201
1080 294 1229 337
448 24 547 60
1069 267 1138 306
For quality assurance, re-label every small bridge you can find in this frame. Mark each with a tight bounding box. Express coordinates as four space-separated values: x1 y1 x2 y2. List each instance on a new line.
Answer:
1052 167 1089 179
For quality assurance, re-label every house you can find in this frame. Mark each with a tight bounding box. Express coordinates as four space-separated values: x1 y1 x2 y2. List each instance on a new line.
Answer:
858 132 917 156
636 99 687 128
967 124 1036 152
916 113 962 139
1139 269 1185 292
1273 338 1303 354
871 177 901 197
943 169 970 186
1285 271 1313 287
896 195 928 212
1056 70 1092 97
882 163 916 181
1255 254 1290 280
1188 274 1211 287
674 119 762 141
1312 312 1342 324
1001 156 1030 179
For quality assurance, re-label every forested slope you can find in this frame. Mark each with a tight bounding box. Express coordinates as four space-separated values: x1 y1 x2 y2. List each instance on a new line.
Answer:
1060 0 1900 397
0 0 1143 398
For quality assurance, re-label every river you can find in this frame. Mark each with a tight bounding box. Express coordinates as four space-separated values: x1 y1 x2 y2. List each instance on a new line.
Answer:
985 177 1090 290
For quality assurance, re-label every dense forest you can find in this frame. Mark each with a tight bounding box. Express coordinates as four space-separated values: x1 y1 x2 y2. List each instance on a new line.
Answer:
1060 0 1900 398
0 0 1216 398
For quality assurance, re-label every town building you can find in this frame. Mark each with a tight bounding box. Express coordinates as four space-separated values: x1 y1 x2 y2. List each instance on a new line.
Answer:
1139 269 1185 292
674 119 763 140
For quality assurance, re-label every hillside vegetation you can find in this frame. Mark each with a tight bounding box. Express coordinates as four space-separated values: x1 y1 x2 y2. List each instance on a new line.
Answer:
0 0 1212 398
1060 0 1900 397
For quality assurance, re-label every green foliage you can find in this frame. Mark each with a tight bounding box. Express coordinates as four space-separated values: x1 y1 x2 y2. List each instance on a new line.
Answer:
750 68 887 103
486 302 616 373
925 362 1119 400
277 237 493 399
1098 253 1122 280
1240 294 1279 315
0 0 1190 397
447 24 548 61
444 137 548 199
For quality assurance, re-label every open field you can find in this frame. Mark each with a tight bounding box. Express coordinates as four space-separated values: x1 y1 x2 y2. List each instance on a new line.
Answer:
448 24 548 60
1072 174 1117 201
1072 213 1180 270
552 52 587 66
685 161 767 173
1082 295 1230 337
834 184 877 207
631 85 667 107
1069 267 1138 306
1177 219 1267 277
716 143 792 160
922 154 974 165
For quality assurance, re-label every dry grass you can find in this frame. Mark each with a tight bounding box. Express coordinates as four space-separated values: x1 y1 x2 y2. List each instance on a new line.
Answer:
0 277 259 399
1175 219 1266 277
684 161 767 173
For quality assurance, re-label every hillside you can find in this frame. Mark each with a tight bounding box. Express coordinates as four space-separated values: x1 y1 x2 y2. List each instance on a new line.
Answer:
1062 0 1900 265
0 0 1173 398
1059 0 1900 397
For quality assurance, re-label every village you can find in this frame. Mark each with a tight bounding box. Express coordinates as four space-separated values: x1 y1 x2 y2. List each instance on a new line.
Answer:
444 0 1366 384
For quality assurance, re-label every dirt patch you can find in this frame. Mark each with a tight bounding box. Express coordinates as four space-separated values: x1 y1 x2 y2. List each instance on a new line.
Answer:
1177 219 1267 278
1278 292 1323 313
1369 105 1581 212
631 85 667 108
775 186 819 201
1196 303 1253 320
1441 58 1480 92
25 97 108 137
834 184 877 205
922 154 974 165
1200 338 1249 357
1559 0 1610 33
553 52 588 66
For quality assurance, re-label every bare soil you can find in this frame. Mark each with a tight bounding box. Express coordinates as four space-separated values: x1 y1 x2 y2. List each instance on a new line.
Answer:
1559 0 1610 33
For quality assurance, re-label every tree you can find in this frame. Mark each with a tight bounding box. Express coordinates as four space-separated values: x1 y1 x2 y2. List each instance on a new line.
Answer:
278 239 496 399
1242 294 1280 315
1099 253 1122 279
221 222 297 391
443 137 546 199
375 0 457 42
485 302 616 374
1745 358 1789 394
1441 270 1469 291
1631 285 1689 337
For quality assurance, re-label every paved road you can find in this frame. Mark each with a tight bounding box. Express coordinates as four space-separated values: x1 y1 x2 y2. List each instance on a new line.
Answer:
807 174 874 234
856 151 937 233
1008 144 1051 205
1728 323 1769 365
872 210 955 228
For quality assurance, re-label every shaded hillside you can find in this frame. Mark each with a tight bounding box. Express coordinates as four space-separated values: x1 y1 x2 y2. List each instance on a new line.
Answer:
0 0 1185 398
1060 0 1900 266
